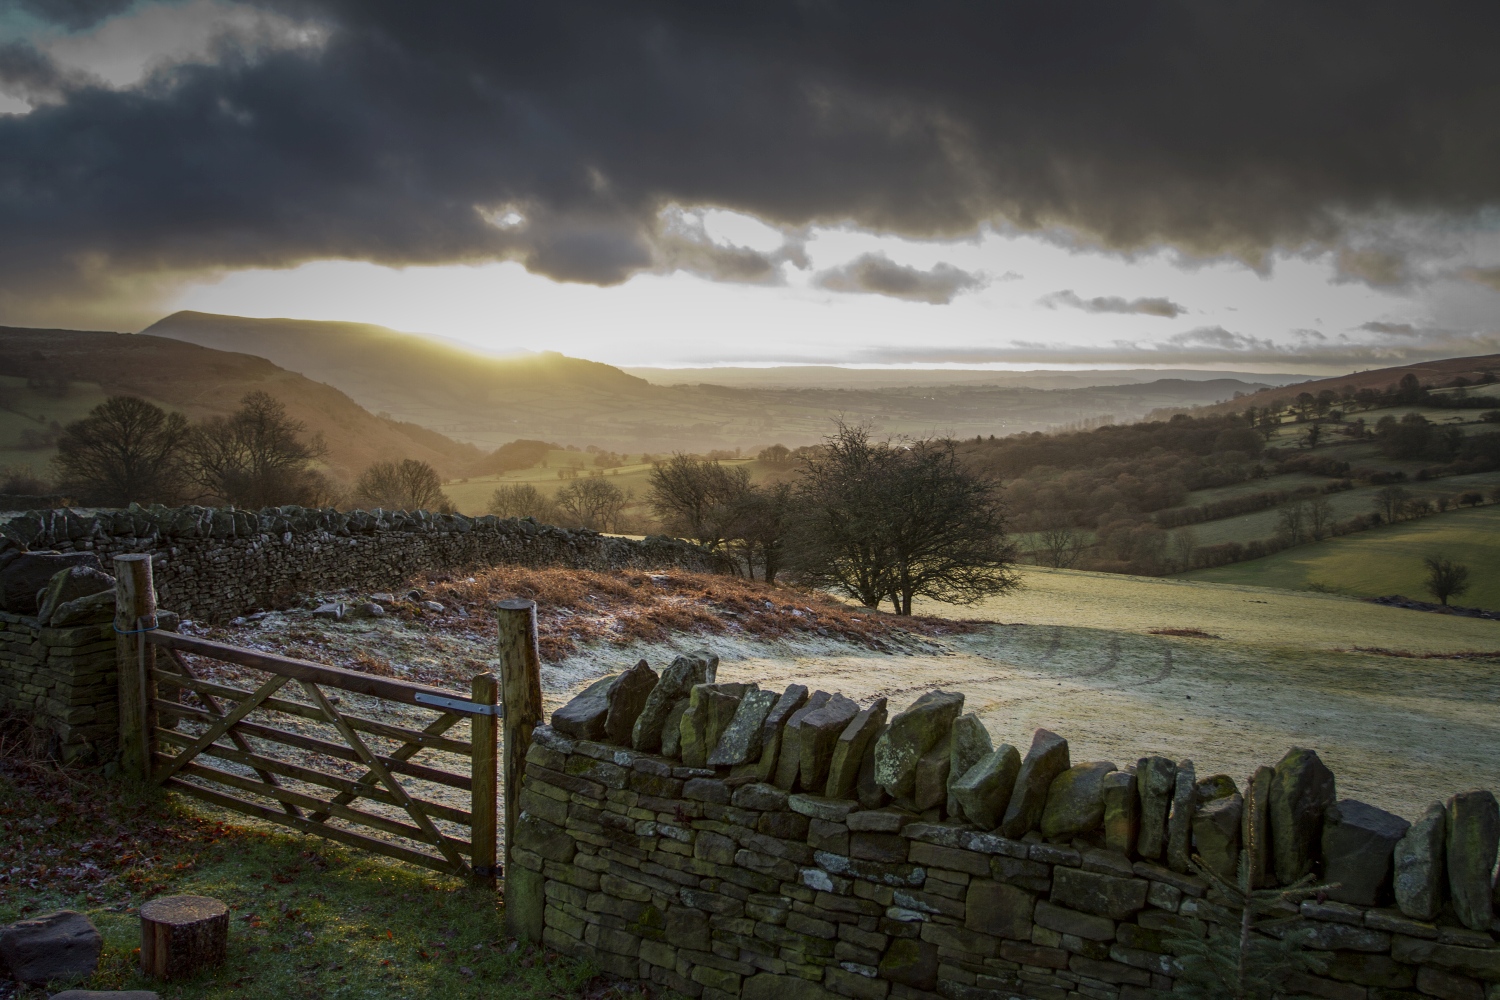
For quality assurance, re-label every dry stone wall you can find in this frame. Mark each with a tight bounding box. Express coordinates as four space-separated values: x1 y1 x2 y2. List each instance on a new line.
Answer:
0 504 715 622
512 656 1500 1000
0 607 116 763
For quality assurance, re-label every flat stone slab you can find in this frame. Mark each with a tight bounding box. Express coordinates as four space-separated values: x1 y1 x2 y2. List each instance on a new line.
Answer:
951 744 1021 830
999 728 1070 838
0 909 102 985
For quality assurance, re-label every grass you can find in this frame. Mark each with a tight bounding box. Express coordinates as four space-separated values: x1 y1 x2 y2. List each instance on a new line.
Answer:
1182 504 1500 607
0 375 115 475
0 734 614 1000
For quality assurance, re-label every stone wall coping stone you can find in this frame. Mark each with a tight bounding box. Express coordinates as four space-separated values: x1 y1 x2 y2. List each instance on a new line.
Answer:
1130 860 1207 897
790 795 857 822
1364 909 1438 938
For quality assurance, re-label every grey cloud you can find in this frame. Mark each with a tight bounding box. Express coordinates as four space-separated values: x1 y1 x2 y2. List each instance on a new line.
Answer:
1041 289 1185 318
1360 321 1418 336
3 1 1500 323
1335 247 1412 287
1164 326 1277 352
1460 266 1500 291
814 253 982 304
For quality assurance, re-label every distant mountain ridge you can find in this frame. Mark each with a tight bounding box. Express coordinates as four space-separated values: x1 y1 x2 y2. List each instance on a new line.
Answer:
141 311 1286 451
0 325 479 479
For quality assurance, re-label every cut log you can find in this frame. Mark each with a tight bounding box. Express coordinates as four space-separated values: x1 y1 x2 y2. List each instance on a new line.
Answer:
139 895 228 979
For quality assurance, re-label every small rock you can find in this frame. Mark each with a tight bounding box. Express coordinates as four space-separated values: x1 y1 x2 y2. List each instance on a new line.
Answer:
0 910 102 985
946 713 993 819
1195 774 1238 804
311 602 344 620
999 728 1071 838
604 659 659 746
1102 770 1139 857
1269 747 1336 884
1040 761 1117 841
1394 802 1446 921
1322 798 1409 907
1166 759 1197 874
1446 789 1499 931
370 592 396 603
419 600 445 613
348 601 385 618
1136 756 1177 861
873 690 965 800
824 698 888 799
1193 793 1243 880
951 744 1022 830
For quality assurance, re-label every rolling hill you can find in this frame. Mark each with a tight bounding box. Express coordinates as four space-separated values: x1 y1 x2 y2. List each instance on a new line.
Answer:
143 311 1276 452
0 327 480 481
1196 354 1500 415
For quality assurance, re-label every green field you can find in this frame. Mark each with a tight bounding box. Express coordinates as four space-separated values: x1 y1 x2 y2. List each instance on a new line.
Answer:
1182 504 1500 607
0 375 115 475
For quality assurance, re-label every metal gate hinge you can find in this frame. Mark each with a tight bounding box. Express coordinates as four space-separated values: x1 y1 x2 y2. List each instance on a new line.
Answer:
414 692 504 717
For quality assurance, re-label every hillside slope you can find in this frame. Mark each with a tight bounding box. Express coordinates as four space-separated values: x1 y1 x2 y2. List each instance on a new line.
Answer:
1197 354 1500 415
143 311 1275 452
0 327 479 480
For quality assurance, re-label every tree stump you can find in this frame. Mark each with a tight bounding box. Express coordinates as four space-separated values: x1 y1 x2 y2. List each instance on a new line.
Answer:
139 895 228 979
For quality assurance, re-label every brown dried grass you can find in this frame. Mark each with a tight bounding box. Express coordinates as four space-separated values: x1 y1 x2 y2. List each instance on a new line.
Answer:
426 567 983 661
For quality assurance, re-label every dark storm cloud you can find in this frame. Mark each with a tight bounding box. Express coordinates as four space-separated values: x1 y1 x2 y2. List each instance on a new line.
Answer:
17 0 133 31
1040 289 1185 318
814 253 981 304
4 1 1500 319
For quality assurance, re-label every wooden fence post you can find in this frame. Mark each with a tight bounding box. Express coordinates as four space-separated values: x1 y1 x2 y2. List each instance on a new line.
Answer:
497 598 543 939
114 554 157 781
470 671 499 889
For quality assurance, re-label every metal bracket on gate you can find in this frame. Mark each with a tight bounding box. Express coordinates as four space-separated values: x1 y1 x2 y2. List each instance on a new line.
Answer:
414 692 504 717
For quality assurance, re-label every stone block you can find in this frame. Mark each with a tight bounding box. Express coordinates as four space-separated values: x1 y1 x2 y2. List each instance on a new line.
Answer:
682 682 755 768
743 972 839 1000
633 651 718 753
826 698 889 800
756 685 810 781
852 832 909 863
1395 802 1447 922
710 687 780 766
1446 790 1499 932
878 937 940 990
551 673 619 741
605 659 659 745
777 691 833 789
912 736 952 813
1040 761 1116 841
515 814 576 863
0 910 102 984
999 729 1070 839
874 690 965 800
1242 764 1273 888
800 695 862 793
964 880 1034 940
1050 867 1147 921
1270 746 1337 885
950 744 1020 831
1416 966 1486 1000
857 724 892 809
1322 798 1409 907
1101 770 1139 858
662 699 691 758
1033 900 1114 942
1165 759 1196 874
945 713 993 818
1135 756 1176 861
1193 792 1242 881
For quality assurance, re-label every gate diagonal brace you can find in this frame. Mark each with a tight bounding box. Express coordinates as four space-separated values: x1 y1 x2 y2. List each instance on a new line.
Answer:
299 680 471 875
153 673 289 785
307 712 462 823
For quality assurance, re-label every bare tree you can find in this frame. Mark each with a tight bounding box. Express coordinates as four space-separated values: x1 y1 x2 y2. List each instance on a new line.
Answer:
647 454 751 554
1167 528 1197 573
354 458 450 511
731 481 793 583
555 477 631 531
1038 524 1086 569
52 395 189 506
788 424 1019 615
183 392 328 507
1372 485 1409 523
1277 502 1306 544
1306 496 1334 540
488 483 556 521
1423 555 1470 606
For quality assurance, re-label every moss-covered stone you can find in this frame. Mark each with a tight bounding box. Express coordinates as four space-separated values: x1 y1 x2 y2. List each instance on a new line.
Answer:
1040 761 1116 841
999 728 1070 838
873 689 964 799
1269 747 1336 884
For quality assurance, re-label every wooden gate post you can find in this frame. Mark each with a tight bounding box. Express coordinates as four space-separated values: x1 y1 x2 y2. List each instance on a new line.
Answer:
470 671 500 888
114 554 158 781
496 599 543 938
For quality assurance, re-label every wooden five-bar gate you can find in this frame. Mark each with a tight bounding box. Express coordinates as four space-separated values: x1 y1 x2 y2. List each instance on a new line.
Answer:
112 554 542 912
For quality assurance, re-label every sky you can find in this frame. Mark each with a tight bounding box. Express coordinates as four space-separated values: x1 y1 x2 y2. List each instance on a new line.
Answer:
2 1 1500 373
